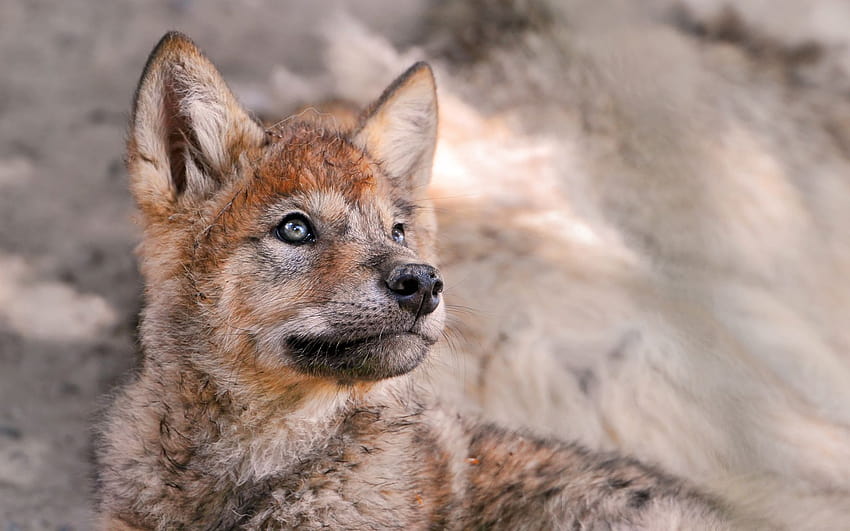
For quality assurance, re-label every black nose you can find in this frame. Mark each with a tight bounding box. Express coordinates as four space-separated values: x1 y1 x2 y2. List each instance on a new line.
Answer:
385 263 443 316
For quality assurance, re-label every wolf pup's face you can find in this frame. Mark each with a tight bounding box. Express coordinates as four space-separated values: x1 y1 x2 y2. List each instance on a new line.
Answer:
128 33 443 383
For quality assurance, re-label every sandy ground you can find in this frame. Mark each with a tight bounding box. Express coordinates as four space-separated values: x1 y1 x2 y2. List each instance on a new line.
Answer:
3 0 850 529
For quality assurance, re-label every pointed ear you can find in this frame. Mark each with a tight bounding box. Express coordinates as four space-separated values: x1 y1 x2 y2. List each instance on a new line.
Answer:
128 32 265 219
353 62 438 195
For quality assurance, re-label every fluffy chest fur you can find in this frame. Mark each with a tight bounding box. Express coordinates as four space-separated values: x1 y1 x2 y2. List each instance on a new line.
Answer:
100 370 466 529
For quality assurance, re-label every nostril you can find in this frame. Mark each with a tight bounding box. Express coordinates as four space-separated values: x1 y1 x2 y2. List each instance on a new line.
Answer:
397 277 420 296
432 279 444 295
386 264 442 314
387 270 422 297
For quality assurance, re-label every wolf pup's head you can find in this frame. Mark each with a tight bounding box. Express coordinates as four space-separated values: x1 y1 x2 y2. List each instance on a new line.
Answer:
128 32 443 389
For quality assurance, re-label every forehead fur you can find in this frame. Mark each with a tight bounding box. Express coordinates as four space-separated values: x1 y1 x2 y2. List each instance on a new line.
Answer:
258 123 379 201
188 122 394 257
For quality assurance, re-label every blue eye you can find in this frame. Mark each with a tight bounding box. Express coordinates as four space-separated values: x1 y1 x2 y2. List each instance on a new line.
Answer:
391 223 405 244
275 214 315 244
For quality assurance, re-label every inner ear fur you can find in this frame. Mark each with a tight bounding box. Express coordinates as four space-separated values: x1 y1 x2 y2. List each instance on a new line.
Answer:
128 31 265 220
353 62 438 196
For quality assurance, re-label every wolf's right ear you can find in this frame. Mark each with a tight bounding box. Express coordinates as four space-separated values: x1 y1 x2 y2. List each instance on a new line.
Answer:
353 63 438 197
128 32 265 220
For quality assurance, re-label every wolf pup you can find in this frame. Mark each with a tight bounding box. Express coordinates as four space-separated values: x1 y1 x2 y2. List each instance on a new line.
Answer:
95 32 732 529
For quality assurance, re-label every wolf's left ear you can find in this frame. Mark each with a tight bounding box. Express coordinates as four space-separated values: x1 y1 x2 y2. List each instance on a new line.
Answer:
128 32 265 220
353 62 438 195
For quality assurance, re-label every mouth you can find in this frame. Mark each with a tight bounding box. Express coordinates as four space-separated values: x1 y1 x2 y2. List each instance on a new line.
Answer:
286 332 434 381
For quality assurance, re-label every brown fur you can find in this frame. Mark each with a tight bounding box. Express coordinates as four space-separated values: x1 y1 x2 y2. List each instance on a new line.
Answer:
96 32 734 529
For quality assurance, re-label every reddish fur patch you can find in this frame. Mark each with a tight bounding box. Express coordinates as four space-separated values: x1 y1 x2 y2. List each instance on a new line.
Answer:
155 123 397 401
188 123 383 259
259 124 377 201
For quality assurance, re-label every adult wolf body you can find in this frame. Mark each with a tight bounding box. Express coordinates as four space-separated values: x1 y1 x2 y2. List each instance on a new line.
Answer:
385 1 850 528
95 33 731 529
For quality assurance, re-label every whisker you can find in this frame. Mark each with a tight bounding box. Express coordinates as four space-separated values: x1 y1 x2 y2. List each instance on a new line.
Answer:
444 303 479 316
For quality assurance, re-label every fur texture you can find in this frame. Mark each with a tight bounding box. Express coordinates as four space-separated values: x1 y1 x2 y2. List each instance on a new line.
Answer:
96 32 734 529
269 2 850 528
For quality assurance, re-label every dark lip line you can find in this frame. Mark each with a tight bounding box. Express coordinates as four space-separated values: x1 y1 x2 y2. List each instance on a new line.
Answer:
286 331 437 355
287 332 411 354
289 331 407 346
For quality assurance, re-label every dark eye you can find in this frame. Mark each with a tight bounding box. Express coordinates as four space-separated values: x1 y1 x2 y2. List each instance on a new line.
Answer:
274 214 315 244
391 223 405 244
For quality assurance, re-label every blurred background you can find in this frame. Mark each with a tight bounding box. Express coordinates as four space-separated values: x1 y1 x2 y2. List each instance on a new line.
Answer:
3 0 850 529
